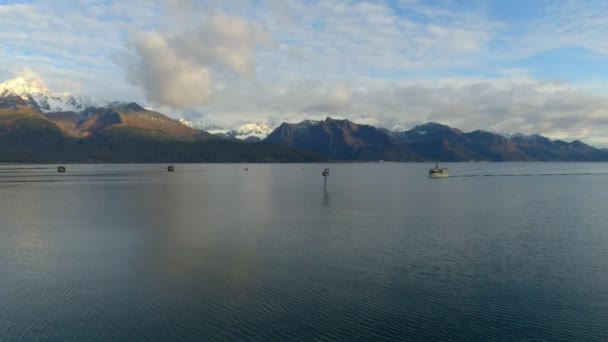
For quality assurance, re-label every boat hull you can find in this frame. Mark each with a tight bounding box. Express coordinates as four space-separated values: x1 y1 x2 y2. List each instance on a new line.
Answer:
428 169 448 178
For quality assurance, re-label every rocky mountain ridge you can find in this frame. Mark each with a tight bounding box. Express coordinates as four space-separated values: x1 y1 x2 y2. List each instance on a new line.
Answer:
265 118 608 161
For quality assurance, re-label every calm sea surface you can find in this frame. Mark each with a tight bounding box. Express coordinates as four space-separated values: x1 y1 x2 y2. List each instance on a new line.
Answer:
1 163 607 341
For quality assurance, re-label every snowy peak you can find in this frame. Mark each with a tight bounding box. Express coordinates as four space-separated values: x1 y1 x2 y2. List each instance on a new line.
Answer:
220 123 272 141
232 123 272 137
179 121 273 140
0 76 50 98
0 76 109 113
391 125 406 132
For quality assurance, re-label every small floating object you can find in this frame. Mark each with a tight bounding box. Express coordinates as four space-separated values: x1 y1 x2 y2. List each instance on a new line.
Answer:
167 165 175 172
244 168 248 171
428 162 448 178
57 166 66 173
322 168 330 190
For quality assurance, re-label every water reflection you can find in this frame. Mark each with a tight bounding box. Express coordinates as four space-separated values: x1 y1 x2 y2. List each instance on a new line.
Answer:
322 191 330 207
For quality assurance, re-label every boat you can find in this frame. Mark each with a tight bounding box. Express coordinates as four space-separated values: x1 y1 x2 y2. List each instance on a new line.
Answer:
428 162 448 178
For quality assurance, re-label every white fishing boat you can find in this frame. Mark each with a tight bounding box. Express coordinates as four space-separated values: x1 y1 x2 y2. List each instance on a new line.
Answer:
428 162 448 178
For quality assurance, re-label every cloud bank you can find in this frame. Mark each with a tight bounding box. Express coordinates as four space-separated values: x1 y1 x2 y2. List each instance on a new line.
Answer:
191 77 608 146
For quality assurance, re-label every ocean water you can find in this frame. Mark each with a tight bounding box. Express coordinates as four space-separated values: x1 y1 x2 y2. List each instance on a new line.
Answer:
1 163 607 341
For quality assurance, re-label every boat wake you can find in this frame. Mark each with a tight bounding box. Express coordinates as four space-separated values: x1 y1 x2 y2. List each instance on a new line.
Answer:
449 172 608 178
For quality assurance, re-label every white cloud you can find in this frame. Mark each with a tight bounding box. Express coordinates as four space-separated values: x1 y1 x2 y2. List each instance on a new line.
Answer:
252 0 498 79
120 11 271 107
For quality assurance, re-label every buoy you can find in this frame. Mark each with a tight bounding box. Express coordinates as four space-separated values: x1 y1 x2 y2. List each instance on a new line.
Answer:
57 166 66 173
167 165 175 172
322 168 330 191
244 168 249 171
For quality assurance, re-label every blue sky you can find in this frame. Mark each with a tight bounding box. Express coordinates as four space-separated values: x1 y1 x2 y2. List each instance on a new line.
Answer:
1 0 608 146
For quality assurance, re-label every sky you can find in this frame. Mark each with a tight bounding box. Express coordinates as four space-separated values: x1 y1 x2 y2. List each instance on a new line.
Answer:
1 0 608 146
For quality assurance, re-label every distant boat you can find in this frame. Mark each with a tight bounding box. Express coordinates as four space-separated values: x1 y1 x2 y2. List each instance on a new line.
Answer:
428 162 448 178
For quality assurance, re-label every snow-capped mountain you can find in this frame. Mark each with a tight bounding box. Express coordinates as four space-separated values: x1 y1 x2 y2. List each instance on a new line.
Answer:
0 76 109 113
179 121 273 140
391 125 406 132
229 123 272 140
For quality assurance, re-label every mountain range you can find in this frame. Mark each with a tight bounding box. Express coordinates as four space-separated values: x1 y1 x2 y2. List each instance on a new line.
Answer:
267 118 608 161
0 78 322 163
1 76 607 163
